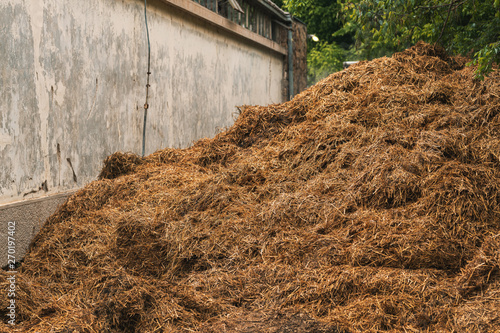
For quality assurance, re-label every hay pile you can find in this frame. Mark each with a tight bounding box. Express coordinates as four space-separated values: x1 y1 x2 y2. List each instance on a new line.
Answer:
2 42 499 332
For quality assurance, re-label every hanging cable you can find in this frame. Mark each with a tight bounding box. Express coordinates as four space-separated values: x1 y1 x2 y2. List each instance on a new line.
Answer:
142 0 151 157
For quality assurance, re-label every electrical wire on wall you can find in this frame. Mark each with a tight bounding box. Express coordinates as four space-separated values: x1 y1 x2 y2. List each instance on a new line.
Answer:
142 0 151 157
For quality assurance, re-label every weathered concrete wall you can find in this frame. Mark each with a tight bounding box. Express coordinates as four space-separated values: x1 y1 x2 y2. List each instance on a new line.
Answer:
0 191 75 266
292 19 307 96
0 0 285 204
0 0 286 264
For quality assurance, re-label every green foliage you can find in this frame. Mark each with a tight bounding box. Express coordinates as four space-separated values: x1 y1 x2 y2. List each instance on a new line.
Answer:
468 41 500 80
282 0 347 46
340 0 499 77
271 0 499 80
307 41 346 84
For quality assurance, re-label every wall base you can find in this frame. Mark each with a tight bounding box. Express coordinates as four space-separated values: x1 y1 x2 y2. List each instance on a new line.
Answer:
0 191 75 267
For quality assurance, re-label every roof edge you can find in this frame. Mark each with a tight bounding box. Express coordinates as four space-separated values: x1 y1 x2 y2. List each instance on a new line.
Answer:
255 0 290 22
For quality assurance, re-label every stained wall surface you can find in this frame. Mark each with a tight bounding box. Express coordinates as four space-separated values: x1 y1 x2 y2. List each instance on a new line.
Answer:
0 0 286 265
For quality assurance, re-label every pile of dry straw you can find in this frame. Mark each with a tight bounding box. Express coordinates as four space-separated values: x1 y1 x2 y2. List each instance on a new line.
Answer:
2 42 499 332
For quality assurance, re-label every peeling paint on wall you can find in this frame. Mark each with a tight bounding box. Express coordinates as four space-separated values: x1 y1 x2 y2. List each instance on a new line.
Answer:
0 0 285 205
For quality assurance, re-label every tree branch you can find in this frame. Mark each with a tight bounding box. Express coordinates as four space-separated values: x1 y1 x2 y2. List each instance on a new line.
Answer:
415 0 466 11
436 0 456 45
